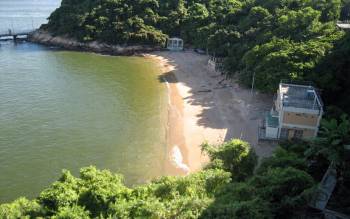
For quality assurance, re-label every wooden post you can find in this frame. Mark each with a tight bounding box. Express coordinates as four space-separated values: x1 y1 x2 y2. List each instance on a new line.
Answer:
13 35 17 41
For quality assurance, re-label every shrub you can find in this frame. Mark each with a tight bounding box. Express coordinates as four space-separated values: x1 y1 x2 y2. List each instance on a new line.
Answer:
202 139 258 181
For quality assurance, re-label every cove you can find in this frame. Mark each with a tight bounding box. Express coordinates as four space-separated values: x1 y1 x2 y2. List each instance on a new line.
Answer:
0 42 168 202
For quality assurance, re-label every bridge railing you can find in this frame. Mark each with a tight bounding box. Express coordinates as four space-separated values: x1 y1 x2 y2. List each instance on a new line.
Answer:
0 16 38 36
0 28 36 37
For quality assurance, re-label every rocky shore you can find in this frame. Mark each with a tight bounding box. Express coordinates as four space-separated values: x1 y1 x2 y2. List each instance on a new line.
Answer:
28 30 163 55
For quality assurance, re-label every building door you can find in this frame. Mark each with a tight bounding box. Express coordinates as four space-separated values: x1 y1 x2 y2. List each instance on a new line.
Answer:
280 128 289 139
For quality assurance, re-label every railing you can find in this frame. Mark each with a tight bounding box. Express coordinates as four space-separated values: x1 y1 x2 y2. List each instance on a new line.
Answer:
208 56 226 74
0 28 35 37
280 79 315 87
309 164 337 211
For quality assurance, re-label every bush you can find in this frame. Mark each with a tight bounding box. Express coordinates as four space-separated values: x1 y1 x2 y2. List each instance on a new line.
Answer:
52 205 90 219
257 147 307 174
251 167 315 217
202 139 258 181
0 197 41 219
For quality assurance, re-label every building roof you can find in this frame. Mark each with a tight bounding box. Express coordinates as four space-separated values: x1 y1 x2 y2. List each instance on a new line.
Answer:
168 37 183 41
279 82 323 111
337 22 350 30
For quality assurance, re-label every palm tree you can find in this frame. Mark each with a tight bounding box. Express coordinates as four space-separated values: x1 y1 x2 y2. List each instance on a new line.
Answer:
306 114 350 165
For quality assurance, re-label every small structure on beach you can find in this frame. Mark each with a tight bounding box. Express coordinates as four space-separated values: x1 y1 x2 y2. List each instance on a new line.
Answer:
337 21 350 30
208 56 225 73
259 81 324 141
167 37 184 51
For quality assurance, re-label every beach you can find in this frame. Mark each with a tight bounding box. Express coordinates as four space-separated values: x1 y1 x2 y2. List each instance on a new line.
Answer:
146 51 276 175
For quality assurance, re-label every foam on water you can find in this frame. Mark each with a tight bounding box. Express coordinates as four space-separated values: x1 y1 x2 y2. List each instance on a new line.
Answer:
162 65 189 174
170 145 190 174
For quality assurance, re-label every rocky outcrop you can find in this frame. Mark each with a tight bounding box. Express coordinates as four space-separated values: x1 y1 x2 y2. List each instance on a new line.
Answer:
28 30 163 55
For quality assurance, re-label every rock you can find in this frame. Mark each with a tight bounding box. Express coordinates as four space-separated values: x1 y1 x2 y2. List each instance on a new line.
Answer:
28 30 163 55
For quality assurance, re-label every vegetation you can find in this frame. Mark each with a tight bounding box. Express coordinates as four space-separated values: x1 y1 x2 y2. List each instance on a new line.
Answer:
2 127 350 218
201 139 258 181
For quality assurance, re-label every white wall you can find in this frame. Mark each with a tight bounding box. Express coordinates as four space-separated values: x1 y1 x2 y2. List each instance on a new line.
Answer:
266 127 279 139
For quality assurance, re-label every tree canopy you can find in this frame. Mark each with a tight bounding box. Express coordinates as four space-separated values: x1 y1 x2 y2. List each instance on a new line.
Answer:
0 139 319 219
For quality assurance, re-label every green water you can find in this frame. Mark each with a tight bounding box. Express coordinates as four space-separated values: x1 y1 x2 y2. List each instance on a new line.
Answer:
0 42 168 203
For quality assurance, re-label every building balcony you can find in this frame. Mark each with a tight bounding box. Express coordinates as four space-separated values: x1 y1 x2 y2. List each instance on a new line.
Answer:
270 107 279 117
266 111 279 128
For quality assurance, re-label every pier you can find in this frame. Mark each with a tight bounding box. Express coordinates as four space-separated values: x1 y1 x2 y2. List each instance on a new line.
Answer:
0 29 35 41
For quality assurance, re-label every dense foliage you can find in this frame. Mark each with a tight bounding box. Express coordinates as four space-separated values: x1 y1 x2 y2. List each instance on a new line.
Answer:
0 139 318 219
314 30 350 114
280 114 350 214
201 139 257 181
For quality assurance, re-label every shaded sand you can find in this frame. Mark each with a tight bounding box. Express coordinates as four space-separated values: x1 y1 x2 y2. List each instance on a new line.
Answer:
145 51 276 175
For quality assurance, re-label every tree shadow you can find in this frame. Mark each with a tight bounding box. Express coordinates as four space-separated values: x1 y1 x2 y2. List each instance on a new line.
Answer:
156 51 272 148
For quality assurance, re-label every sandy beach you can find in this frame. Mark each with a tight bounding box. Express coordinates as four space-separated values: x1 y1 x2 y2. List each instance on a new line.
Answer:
146 51 276 175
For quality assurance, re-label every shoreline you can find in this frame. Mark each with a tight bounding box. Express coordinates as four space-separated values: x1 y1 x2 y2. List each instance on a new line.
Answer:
28 30 163 56
149 52 225 174
27 32 277 175
146 51 276 175
143 54 192 176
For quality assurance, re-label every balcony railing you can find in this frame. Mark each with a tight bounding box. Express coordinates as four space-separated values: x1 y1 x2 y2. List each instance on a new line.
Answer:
266 112 279 128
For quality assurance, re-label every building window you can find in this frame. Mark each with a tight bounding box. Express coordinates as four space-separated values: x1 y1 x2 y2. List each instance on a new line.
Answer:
294 130 303 139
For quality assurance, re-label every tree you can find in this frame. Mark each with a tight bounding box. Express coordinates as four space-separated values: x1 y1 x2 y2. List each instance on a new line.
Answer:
38 170 80 213
202 139 258 181
52 205 90 219
251 167 315 217
305 114 350 164
241 38 333 92
0 198 41 219
257 147 307 174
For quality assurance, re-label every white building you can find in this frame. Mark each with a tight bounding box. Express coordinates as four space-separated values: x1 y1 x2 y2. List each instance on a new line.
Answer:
208 56 224 73
336 21 350 30
167 37 183 51
260 81 324 140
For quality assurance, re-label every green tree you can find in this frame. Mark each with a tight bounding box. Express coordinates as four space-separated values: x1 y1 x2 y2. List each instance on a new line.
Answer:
251 167 315 217
0 198 41 219
202 139 257 181
52 205 90 219
306 114 350 164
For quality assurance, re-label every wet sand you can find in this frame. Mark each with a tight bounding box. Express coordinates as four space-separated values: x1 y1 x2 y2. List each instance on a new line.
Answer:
145 51 275 175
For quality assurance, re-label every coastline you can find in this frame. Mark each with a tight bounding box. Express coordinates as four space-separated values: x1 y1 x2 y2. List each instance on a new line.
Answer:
29 30 163 55
28 30 276 175
146 52 225 175
143 54 192 176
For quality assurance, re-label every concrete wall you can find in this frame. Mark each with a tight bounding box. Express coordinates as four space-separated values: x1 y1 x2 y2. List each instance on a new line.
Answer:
283 112 319 127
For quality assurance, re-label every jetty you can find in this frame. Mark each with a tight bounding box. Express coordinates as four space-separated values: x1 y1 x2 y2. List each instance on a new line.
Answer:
0 29 35 41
